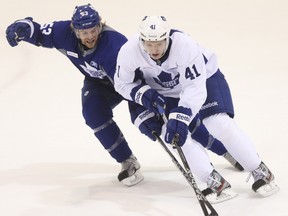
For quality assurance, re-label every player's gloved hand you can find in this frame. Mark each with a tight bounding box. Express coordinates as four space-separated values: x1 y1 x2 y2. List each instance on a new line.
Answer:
136 111 163 141
131 85 166 114
130 102 163 141
165 106 192 146
141 88 166 114
6 17 33 47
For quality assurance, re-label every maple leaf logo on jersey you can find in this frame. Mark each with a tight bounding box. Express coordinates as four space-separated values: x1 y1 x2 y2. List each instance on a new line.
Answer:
80 61 106 79
153 71 180 89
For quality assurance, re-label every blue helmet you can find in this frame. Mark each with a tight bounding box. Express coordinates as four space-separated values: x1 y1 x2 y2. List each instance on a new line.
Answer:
72 4 100 29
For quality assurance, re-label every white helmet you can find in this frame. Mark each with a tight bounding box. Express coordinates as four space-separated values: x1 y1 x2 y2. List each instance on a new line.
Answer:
139 16 170 41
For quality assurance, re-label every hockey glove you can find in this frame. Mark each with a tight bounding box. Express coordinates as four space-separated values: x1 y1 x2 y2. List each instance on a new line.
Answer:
130 85 166 114
130 102 163 141
6 17 34 47
165 106 192 146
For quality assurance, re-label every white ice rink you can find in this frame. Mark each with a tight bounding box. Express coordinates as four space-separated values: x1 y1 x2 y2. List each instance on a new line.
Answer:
0 1 287 215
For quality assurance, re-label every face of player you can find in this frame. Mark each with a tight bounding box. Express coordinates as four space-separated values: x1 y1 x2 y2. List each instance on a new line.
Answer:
76 25 101 49
142 39 167 60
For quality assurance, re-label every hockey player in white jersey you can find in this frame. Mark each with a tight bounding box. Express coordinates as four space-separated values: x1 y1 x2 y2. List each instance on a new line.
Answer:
114 15 279 200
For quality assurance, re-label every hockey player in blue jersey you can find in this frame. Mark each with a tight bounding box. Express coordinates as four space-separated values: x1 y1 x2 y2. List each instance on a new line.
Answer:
114 15 279 201
5 4 144 186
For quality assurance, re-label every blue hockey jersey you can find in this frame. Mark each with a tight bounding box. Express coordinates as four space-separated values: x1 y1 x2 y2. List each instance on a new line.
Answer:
24 20 127 83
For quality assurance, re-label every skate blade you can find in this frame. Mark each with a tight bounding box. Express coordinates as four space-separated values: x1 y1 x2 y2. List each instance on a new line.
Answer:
121 170 144 187
206 188 238 204
256 180 279 197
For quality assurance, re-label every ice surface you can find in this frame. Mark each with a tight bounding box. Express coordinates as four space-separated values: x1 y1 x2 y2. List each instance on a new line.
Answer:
0 1 287 215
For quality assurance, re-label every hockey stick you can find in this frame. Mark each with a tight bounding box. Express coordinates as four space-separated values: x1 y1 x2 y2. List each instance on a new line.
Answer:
155 106 218 216
153 133 218 216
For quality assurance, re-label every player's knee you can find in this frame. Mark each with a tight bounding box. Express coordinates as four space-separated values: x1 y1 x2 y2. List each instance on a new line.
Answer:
82 100 112 129
203 113 235 136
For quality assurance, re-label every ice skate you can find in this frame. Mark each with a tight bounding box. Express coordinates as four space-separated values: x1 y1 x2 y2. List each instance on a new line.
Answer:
202 169 238 204
223 152 244 171
118 154 144 186
250 161 279 197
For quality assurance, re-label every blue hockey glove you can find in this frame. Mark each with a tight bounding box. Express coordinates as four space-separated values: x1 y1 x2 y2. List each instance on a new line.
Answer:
165 106 192 146
131 85 166 114
6 17 33 47
135 110 163 141
129 102 163 141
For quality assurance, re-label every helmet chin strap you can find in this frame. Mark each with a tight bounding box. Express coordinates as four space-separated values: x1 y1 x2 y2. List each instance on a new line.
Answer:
159 38 170 58
163 38 169 53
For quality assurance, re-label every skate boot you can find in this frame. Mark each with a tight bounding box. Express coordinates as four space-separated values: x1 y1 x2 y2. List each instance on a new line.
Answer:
202 169 238 204
223 152 244 171
250 161 279 196
118 154 144 186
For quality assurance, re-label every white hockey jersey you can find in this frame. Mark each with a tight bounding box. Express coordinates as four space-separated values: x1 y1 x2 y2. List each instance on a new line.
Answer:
114 30 219 119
